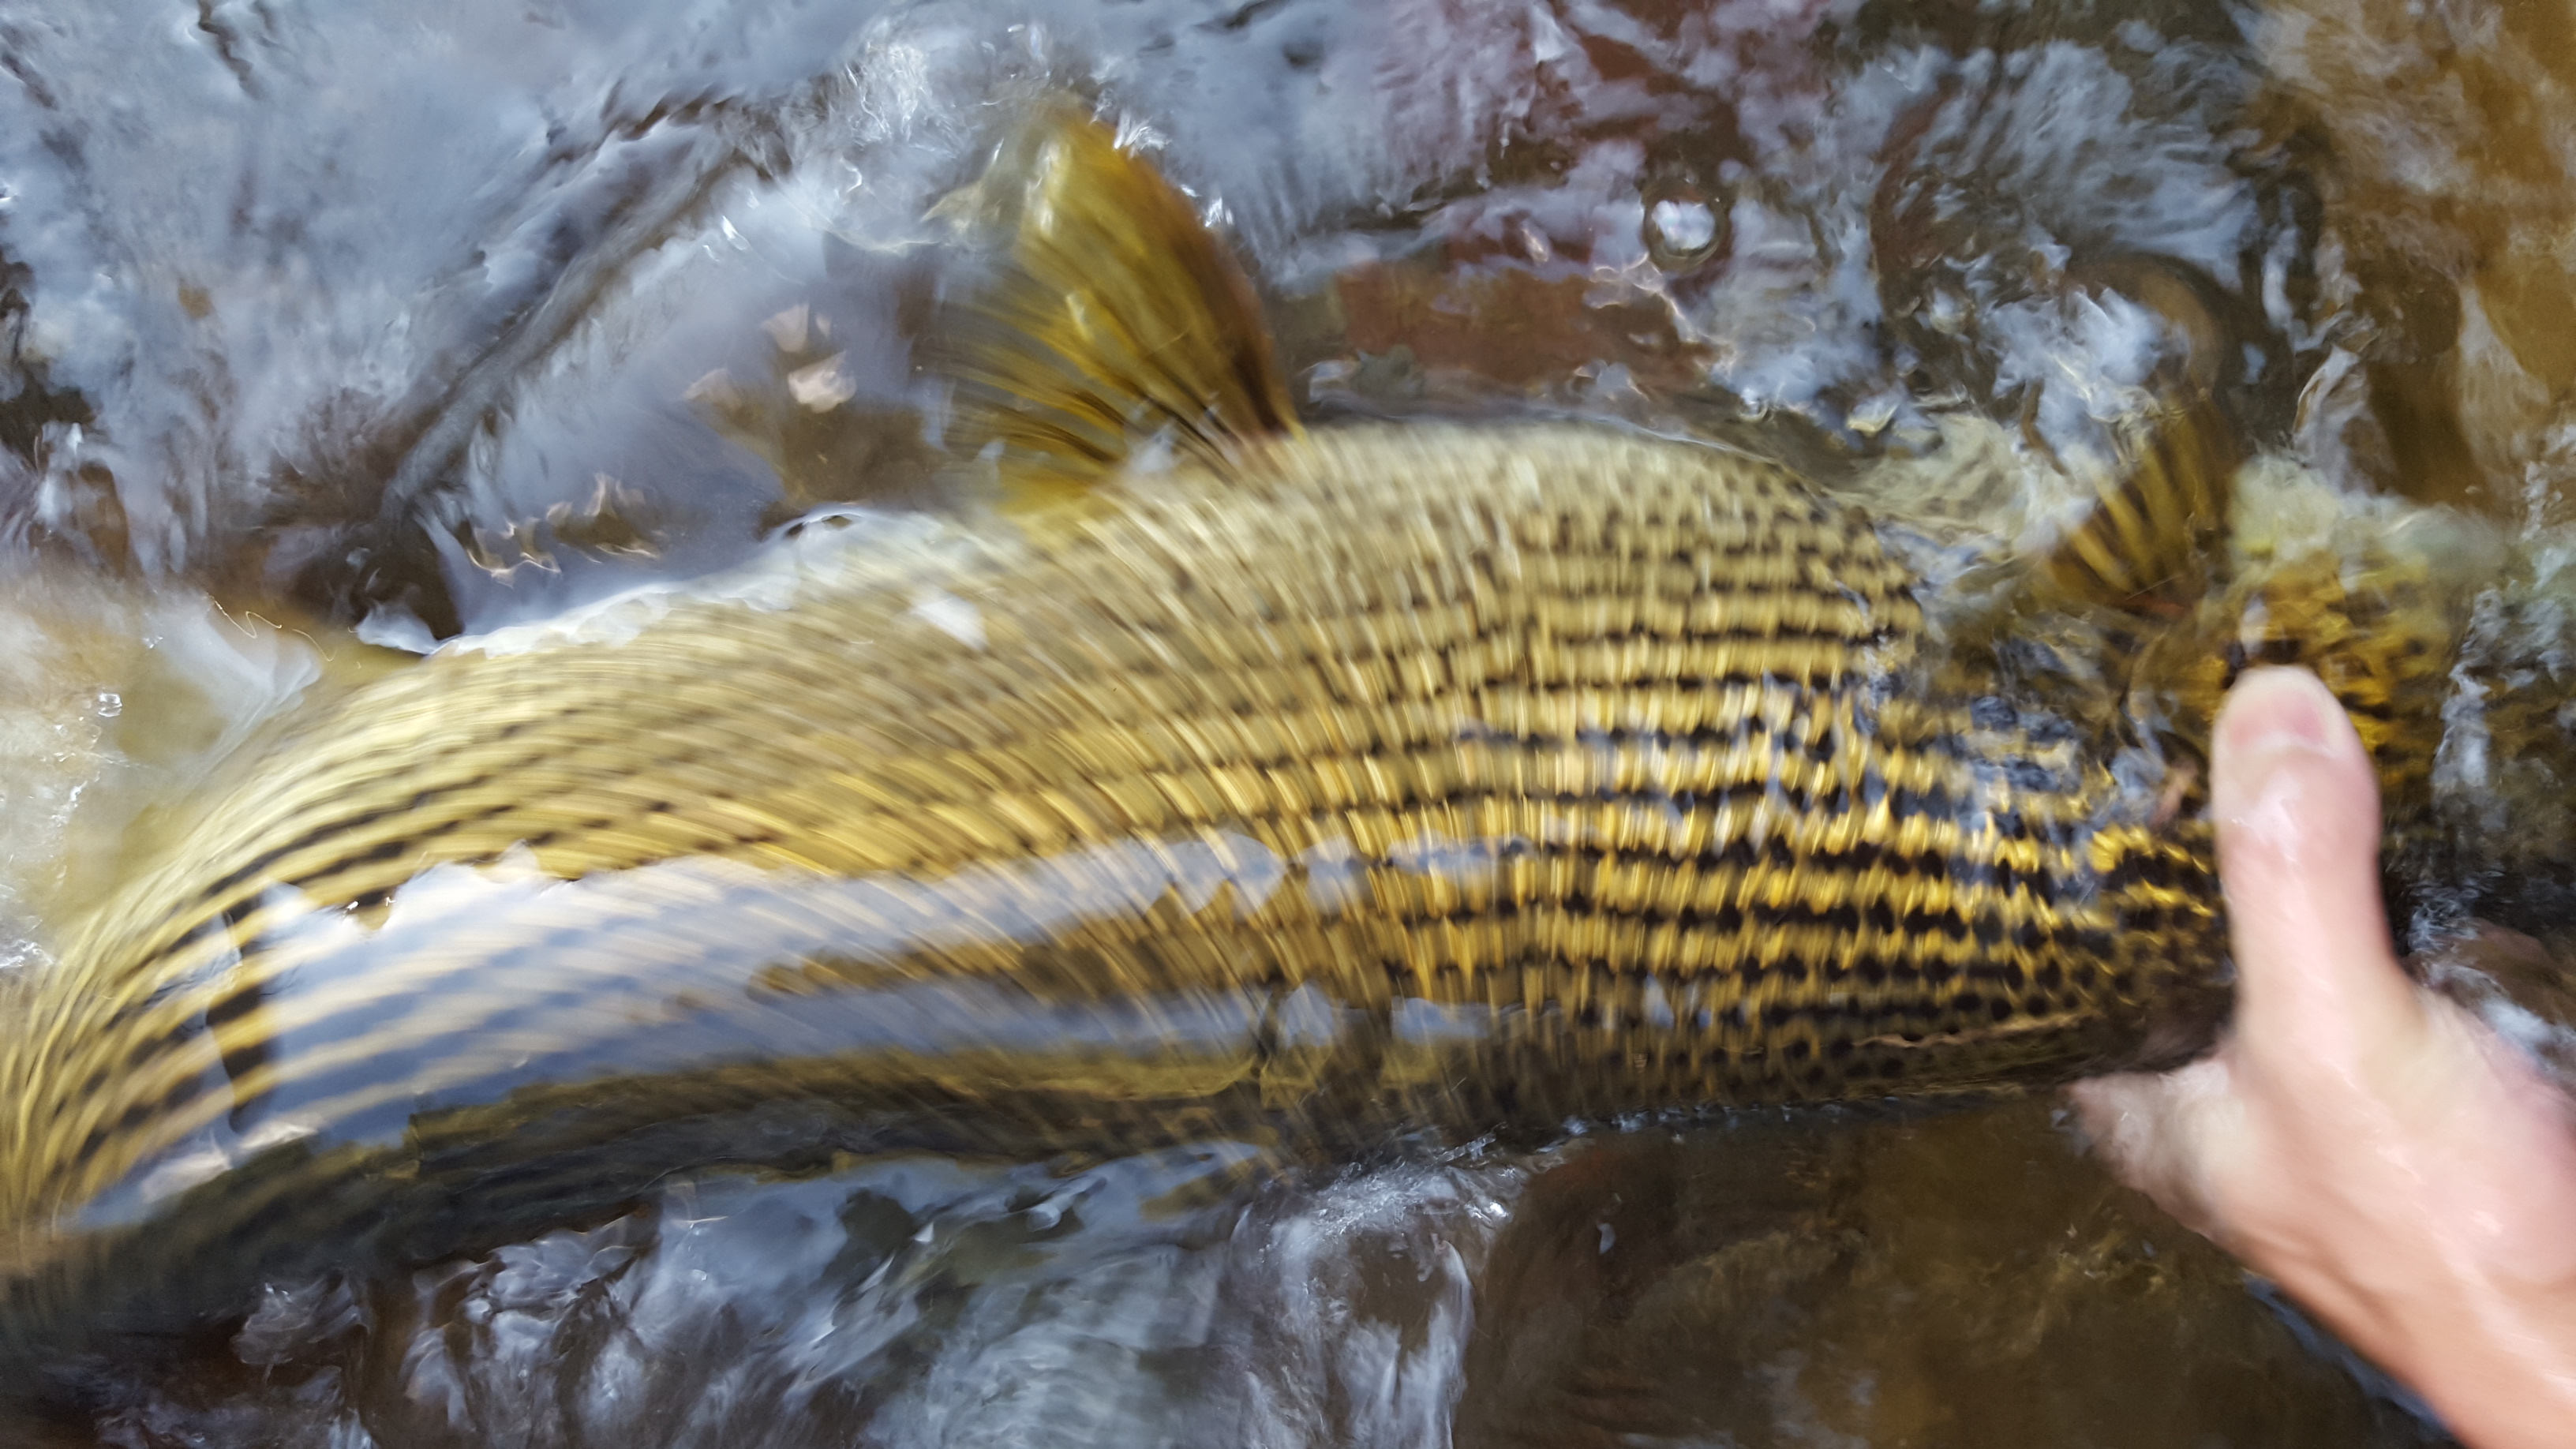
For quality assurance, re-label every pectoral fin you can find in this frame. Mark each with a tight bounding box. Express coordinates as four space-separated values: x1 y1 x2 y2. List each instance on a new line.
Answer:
2042 261 2245 615
940 108 1299 507
2042 382 2241 616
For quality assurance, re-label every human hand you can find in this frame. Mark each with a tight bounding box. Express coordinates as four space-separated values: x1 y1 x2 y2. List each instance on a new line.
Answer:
2069 667 2576 1449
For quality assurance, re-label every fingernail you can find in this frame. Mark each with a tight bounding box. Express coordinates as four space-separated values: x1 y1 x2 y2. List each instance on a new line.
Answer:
2211 668 2357 848
2215 667 2338 760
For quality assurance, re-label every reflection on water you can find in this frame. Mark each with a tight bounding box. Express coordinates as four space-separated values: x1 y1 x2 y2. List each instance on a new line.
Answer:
2 0 2570 1442
0 0 2302 637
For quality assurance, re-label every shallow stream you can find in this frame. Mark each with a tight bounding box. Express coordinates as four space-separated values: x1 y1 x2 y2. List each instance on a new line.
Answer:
4 0 2569 1443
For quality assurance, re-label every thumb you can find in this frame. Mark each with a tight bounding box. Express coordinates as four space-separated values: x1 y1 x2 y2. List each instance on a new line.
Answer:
2207 667 2423 1091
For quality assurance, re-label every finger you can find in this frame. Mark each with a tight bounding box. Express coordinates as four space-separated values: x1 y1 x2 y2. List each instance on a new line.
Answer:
2068 1061 2243 1238
2207 668 2421 1084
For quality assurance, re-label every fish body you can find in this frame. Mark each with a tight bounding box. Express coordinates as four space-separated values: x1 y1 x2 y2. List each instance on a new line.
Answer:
0 111 2565 1360
1 421 2228 1346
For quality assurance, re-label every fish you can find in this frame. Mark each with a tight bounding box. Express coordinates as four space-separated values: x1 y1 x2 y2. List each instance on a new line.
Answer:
2 109 2570 1369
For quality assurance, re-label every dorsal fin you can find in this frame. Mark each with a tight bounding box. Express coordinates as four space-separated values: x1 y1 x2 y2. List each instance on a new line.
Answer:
940 108 1300 507
2042 386 2241 616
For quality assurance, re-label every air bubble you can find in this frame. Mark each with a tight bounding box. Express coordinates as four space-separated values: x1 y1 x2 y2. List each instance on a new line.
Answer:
1642 184 1726 271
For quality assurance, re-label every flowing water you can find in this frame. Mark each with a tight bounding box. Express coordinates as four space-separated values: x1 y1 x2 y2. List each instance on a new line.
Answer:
0 0 2567 1442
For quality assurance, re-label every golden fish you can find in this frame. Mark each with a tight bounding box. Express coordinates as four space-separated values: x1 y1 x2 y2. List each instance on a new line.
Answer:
0 112 2566 1363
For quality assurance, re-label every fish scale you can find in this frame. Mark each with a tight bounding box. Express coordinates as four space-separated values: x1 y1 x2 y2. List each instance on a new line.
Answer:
0 424 2230 1351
